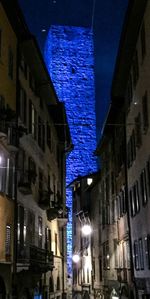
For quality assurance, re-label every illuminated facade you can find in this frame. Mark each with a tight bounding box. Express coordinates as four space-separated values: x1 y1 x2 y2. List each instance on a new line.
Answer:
44 25 97 276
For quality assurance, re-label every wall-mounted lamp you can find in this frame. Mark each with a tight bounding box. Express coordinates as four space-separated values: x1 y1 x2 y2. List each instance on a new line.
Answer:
81 224 92 236
72 253 80 263
76 211 92 236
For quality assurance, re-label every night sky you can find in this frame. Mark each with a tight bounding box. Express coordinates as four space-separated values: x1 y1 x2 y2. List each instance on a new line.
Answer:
19 0 128 140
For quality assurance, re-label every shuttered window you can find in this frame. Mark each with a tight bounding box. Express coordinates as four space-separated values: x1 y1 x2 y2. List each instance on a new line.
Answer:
5 225 11 258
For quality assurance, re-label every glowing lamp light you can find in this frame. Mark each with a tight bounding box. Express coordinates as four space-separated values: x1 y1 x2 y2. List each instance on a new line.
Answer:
111 289 119 299
72 253 80 263
87 178 93 186
81 224 92 236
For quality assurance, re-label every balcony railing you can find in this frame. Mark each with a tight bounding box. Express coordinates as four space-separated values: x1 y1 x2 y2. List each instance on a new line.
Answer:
17 244 54 272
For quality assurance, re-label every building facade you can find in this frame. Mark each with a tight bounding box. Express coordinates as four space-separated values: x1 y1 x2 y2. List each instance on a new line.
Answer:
0 1 71 298
72 175 97 299
96 0 150 298
0 2 17 297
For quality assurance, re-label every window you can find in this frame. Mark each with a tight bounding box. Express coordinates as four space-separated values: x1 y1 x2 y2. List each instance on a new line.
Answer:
126 74 133 108
20 53 27 78
55 233 57 255
142 91 149 132
28 211 35 245
19 85 27 124
46 228 51 252
56 276 60 290
139 238 144 270
132 50 139 87
8 47 14 79
29 71 35 91
53 175 56 202
73 268 77 285
141 22 146 60
127 130 136 168
23 209 27 246
5 225 11 259
124 240 130 269
74 222 76 236
49 274 54 292
111 172 115 195
42 123 45 151
87 268 89 283
135 113 142 148
82 265 85 283
122 188 126 214
130 189 135 217
17 205 24 257
39 170 43 191
29 100 37 139
145 235 150 269
134 240 139 270
0 156 6 194
130 181 140 217
140 169 148 205
0 29 2 57
99 257 103 281
134 181 140 213
40 97 43 109
38 116 45 150
38 217 43 248
105 175 110 202
28 157 36 184
118 188 126 217
47 123 51 150
103 241 110 270
146 159 150 197
0 156 15 199
134 239 144 270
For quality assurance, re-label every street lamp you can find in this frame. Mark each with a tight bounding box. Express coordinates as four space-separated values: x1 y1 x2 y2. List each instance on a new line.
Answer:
72 253 80 263
81 224 92 236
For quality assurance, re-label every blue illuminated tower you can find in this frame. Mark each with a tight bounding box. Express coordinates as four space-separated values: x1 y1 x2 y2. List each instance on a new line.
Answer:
44 25 97 276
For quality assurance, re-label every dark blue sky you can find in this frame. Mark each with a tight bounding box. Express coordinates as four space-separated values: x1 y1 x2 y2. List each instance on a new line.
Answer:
19 0 128 139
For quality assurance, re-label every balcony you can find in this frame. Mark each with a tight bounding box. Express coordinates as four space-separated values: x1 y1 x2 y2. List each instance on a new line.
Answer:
38 189 53 210
57 207 68 227
47 206 59 221
47 199 68 224
17 244 54 272
30 246 54 272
